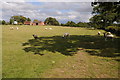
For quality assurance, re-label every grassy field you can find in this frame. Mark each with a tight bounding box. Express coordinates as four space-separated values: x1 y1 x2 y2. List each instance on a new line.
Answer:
2 25 120 78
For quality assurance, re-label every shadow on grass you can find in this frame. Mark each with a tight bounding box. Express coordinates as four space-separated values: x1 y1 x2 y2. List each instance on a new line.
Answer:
22 35 120 57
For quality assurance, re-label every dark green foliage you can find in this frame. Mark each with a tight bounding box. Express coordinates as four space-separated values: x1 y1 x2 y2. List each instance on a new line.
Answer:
27 18 31 21
0 20 2 25
90 2 120 28
11 15 27 24
61 21 89 27
65 21 76 27
9 19 14 24
61 23 65 26
77 22 89 27
2 20 6 25
10 15 31 24
44 17 59 26
33 19 39 22
105 26 120 36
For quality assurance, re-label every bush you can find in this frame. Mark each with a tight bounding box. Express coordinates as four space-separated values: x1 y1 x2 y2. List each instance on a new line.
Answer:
105 26 120 36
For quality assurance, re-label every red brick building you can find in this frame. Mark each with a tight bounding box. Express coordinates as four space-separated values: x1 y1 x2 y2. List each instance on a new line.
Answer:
32 21 45 26
24 21 45 26
24 21 32 25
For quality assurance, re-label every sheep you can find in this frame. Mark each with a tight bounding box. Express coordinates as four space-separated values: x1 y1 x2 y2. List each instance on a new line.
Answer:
49 28 52 30
103 32 114 41
98 31 101 35
52 61 55 64
33 34 38 39
10 27 14 30
45 28 48 30
52 61 55 66
16 27 19 30
91 27 95 30
62 33 70 38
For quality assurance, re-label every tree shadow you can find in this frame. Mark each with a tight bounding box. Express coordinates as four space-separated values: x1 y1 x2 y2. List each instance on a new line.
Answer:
22 35 120 57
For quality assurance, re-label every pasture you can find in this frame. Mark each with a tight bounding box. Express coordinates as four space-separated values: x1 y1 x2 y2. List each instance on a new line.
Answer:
2 25 120 78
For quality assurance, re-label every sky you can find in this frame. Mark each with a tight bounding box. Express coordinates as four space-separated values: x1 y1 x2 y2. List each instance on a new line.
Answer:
0 0 119 23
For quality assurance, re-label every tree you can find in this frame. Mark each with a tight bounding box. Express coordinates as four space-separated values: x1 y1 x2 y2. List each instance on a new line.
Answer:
20 16 26 23
61 23 66 26
70 21 76 27
10 15 27 24
77 22 84 27
0 20 2 25
44 17 59 26
65 21 76 27
27 18 31 21
2 20 6 25
90 2 120 29
9 19 14 24
33 19 39 22
77 22 89 27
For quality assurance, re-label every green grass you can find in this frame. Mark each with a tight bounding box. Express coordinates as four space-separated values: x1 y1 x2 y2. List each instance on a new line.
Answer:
2 25 120 78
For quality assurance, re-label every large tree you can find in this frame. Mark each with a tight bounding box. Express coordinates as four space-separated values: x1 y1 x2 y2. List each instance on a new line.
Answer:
0 20 2 25
77 22 89 27
10 15 27 24
27 18 31 21
90 2 120 28
65 21 76 27
2 20 6 25
44 17 59 26
33 19 39 22
9 19 14 24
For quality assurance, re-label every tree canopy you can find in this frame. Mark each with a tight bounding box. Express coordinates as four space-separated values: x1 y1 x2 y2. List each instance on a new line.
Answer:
27 18 31 21
0 20 2 25
61 21 89 27
90 2 120 28
9 19 14 24
33 19 39 22
65 21 76 27
2 20 6 25
44 17 59 26
10 16 31 25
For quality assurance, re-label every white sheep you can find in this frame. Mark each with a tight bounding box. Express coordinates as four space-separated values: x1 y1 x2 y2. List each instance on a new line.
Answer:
104 32 114 41
10 27 14 30
16 27 19 30
45 28 48 30
49 28 52 30
52 61 55 64
62 33 70 38
33 34 38 39
98 31 101 35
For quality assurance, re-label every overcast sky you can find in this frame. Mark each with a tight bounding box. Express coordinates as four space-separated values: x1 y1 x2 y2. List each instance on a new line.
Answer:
1 0 94 23
1 0 119 23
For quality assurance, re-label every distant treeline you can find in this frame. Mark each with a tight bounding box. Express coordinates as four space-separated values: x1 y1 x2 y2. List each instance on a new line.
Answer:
61 21 89 27
0 15 31 25
0 16 89 28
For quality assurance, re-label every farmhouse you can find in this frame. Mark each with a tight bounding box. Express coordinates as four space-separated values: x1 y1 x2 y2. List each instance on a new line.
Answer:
32 21 45 26
24 21 45 26
24 21 32 25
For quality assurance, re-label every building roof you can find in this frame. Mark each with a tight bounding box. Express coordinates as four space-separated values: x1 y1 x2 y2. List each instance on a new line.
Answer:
33 21 43 23
24 21 31 24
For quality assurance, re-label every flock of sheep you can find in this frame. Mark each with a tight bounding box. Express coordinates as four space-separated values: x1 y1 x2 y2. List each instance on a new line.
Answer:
9 27 114 41
62 31 114 41
45 28 52 30
10 27 52 30
10 27 19 30
33 31 114 41
32 30 114 41
98 31 114 41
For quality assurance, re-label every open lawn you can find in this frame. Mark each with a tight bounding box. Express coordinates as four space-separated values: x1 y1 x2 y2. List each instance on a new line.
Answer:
2 25 120 78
